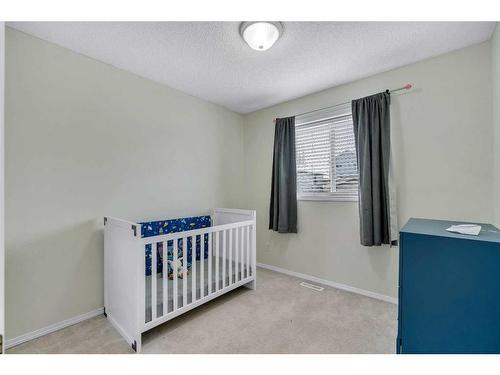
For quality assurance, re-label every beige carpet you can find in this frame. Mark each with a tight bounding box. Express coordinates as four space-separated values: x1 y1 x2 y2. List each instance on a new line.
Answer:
8 268 397 354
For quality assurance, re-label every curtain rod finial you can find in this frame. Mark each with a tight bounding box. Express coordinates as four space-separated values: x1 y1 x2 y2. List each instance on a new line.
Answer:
404 83 413 90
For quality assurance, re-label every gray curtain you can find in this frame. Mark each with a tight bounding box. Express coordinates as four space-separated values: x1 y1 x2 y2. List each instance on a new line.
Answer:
351 92 393 246
269 116 297 233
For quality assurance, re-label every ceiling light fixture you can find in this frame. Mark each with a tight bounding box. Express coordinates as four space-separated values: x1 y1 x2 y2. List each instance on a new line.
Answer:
240 22 283 51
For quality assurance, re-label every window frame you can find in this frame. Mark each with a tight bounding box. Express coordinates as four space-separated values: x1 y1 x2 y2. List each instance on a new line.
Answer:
295 103 359 203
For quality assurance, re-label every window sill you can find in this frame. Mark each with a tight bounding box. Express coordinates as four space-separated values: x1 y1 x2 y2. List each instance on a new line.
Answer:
298 194 358 202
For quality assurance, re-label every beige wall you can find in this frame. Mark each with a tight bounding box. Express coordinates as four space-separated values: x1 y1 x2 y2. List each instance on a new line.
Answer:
243 41 493 299
493 23 500 227
5 28 245 339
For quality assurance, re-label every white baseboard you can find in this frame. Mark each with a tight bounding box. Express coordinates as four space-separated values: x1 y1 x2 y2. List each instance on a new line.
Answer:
257 263 398 305
5 307 104 350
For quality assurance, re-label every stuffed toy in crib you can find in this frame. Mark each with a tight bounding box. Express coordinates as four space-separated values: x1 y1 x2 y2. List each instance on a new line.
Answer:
168 257 190 279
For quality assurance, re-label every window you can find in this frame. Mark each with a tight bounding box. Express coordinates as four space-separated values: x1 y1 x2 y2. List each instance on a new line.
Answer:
295 103 358 201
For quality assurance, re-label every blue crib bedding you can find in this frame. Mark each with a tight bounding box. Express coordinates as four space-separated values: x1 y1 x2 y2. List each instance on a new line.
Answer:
142 215 211 276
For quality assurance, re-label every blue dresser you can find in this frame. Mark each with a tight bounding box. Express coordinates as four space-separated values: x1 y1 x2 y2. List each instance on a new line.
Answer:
397 218 500 354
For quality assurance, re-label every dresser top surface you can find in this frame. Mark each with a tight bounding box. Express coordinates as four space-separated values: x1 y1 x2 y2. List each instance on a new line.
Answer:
401 218 500 243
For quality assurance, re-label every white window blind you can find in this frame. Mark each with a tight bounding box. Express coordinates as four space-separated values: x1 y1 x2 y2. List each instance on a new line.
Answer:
295 103 358 201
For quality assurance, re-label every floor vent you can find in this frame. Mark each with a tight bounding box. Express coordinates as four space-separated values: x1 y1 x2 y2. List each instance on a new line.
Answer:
300 281 324 291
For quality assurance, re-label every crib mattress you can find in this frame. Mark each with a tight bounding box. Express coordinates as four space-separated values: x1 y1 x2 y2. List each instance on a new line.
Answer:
145 258 248 323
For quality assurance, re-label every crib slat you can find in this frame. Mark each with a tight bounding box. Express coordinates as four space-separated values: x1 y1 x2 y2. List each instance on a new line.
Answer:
246 226 250 279
235 227 239 282
208 232 212 295
200 234 205 298
239 228 244 280
191 235 197 303
151 241 157 320
241 226 244 280
182 237 188 307
142 243 146 325
215 231 220 291
173 239 178 311
251 224 256 277
240 227 244 280
222 229 226 288
163 241 168 315
228 228 233 285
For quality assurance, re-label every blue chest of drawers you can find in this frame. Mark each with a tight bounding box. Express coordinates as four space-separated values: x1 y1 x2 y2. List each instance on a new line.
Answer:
397 218 500 353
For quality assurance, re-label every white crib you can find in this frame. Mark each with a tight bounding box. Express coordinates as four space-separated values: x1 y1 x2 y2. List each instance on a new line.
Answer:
104 208 256 352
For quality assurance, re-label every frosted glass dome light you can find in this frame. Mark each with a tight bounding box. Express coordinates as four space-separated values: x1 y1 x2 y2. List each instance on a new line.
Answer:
240 22 283 51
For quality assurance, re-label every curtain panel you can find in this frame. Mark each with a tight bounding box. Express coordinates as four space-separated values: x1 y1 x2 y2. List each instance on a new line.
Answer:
352 92 397 246
269 116 298 233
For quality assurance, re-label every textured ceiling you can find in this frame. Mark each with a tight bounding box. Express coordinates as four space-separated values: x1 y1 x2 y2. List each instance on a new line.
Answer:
8 22 496 113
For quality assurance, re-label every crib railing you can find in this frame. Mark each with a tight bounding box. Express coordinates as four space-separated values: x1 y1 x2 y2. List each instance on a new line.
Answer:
140 219 256 331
